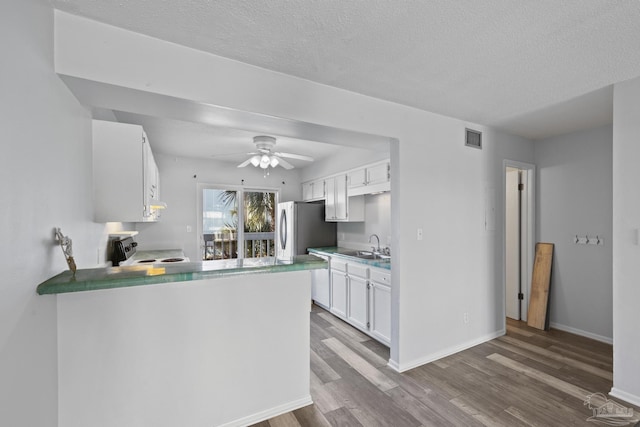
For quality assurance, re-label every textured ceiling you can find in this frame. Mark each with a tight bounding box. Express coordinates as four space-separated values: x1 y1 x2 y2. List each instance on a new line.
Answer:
52 0 640 139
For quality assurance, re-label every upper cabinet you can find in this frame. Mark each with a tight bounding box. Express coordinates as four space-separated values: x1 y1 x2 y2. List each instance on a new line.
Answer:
92 120 164 223
347 160 390 197
302 178 325 202
325 174 364 222
302 159 389 222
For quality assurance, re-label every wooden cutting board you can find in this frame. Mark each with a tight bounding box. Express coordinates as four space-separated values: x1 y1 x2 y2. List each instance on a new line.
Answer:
527 243 554 330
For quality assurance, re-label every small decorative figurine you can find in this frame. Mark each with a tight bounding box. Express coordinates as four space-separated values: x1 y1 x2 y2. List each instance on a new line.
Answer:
55 228 77 273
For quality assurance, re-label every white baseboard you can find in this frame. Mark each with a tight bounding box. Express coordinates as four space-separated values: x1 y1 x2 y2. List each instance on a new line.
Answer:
218 395 313 427
391 329 505 373
549 322 613 345
610 387 640 407
387 358 401 372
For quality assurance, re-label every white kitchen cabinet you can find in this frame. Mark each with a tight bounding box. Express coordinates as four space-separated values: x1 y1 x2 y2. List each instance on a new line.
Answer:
330 259 348 318
143 138 160 206
369 268 391 345
93 120 163 223
302 179 325 202
347 160 391 197
325 174 364 222
328 256 391 346
366 161 390 186
347 168 367 191
346 263 369 331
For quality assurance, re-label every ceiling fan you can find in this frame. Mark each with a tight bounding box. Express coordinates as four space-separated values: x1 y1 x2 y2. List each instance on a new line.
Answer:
235 136 314 170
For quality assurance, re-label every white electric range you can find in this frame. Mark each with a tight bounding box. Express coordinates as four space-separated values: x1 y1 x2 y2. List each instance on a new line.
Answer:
111 236 190 266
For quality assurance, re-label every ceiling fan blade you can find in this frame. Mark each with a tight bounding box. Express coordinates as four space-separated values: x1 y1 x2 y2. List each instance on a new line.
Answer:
211 151 257 158
237 158 253 168
276 157 295 170
274 151 314 162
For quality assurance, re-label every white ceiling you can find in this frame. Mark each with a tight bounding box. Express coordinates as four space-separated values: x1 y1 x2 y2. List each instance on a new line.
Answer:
113 111 345 167
53 1 640 140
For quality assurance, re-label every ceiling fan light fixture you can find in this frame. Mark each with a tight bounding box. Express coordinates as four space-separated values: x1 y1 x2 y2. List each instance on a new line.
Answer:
236 135 314 171
259 154 270 169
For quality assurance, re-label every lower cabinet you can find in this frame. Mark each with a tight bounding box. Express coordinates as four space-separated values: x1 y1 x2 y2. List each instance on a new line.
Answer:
329 258 391 346
346 264 369 331
330 260 348 318
369 279 391 345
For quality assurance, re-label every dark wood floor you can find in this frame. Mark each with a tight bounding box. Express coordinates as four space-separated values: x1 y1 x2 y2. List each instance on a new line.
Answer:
252 305 638 426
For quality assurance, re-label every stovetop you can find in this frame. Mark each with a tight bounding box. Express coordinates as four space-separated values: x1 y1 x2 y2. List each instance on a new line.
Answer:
124 249 189 265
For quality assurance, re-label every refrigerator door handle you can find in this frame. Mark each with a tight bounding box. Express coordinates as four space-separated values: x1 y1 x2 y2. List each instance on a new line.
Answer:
279 208 287 250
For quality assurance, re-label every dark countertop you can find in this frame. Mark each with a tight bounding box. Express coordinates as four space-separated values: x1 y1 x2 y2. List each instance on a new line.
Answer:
308 247 391 270
37 255 326 295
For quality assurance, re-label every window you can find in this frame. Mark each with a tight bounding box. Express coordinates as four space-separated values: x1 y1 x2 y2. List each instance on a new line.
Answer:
199 186 277 261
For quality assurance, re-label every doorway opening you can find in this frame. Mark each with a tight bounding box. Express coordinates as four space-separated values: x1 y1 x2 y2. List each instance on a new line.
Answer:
504 160 535 324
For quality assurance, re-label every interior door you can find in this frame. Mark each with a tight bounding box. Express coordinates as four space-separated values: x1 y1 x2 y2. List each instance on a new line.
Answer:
505 168 521 319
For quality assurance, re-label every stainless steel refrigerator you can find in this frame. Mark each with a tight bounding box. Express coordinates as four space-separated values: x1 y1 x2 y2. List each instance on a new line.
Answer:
276 201 337 262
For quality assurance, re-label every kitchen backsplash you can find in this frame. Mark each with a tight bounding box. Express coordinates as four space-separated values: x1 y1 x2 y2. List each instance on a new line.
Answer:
337 192 391 251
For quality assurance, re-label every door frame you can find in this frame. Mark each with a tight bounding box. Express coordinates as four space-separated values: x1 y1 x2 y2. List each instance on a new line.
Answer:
502 160 536 325
196 183 280 261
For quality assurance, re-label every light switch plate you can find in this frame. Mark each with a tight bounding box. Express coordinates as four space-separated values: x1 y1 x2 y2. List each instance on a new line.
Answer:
417 228 423 241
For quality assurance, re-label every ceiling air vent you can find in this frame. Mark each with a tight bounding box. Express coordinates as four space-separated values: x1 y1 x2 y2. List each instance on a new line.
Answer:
465 128 482 149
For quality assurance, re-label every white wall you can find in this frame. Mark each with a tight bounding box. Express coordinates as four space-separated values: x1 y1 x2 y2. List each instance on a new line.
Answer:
58 272 312 427
611 76 640 406
54 11 535 371
135 153 302 261
0 2 109 426
534 125 613 342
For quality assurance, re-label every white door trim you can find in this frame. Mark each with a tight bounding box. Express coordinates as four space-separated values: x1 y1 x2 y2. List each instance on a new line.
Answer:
502 160 536 324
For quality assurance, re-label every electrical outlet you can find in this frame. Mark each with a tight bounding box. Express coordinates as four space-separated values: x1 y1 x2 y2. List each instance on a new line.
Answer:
417 228 423 241
463 312 469 324
186 225 192 233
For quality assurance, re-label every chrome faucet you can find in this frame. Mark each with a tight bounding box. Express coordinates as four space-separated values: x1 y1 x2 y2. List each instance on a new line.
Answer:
369 234 381 253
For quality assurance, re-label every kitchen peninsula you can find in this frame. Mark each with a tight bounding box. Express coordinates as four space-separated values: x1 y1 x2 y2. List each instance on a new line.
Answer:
37 256 326 427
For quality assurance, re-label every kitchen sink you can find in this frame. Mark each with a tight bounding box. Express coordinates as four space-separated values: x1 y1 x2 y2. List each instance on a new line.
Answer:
340 250 391 261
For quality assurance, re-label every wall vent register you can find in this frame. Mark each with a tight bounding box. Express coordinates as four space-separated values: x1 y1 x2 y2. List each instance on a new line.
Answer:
465 128 482 149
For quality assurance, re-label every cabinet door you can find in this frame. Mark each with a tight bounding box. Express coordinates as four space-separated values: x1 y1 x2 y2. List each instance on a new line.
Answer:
334 175 348 220
370 282 391 345
347 168 367 189
325 177 336 220
330 268 348 319
302 182 313 201
311 180 325 200
142 136 160 220
347 275 368 331
367 162 390 186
